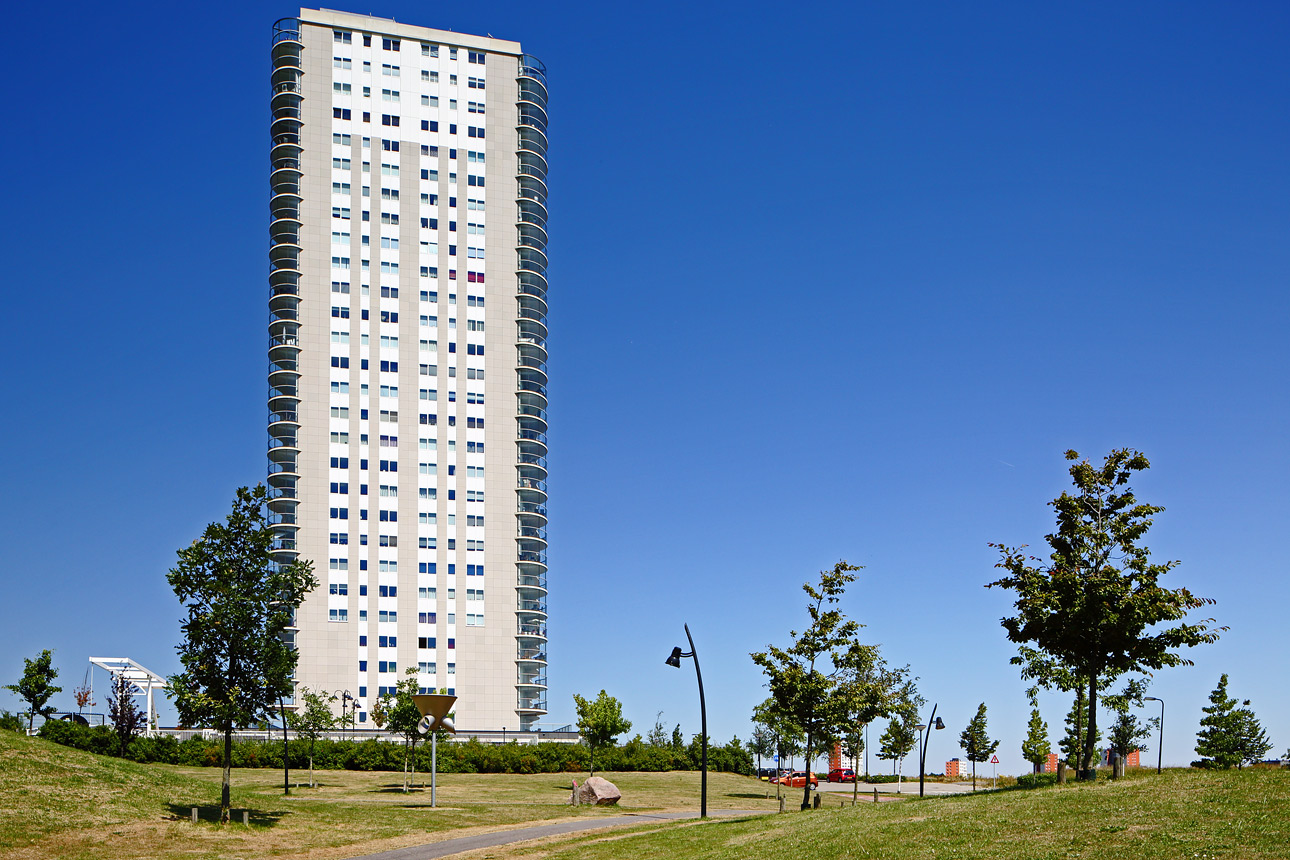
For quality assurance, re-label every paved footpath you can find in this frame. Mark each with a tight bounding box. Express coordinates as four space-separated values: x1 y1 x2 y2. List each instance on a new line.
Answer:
349 808 767 860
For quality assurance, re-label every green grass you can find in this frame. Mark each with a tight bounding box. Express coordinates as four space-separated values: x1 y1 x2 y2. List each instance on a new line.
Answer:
0 730 776 859
515 767 1290 860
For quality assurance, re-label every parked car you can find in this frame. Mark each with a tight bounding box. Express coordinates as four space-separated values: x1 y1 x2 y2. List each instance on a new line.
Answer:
828 768 857 783
775 770 819 788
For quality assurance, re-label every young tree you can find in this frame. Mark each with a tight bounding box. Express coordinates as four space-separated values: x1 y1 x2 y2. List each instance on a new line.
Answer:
107 674 146 758
1195 674 1273 769
370 693 391 730
291 687 337 788
573 689 631 776
388 668 426 791
167 485 318 823
1059 686 1101 769
670 723 685 753
988 449 1223 777
959 702 999 790
1021 707 1051 774
749 723 775 775
751 561 863 810
647 711 669 748
5 650 62 732
878 717 916 776
73 684 94 715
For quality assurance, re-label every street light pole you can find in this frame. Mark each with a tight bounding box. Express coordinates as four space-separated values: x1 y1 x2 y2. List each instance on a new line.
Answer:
918 704 945 798
665 623 707 819
1144 697 1164 774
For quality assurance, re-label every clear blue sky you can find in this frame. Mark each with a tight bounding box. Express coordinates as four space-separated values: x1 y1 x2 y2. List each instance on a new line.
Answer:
2 0 1286 774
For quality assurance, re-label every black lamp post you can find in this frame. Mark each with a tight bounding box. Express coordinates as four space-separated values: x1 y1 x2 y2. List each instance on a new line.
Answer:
1144 696 1164 774
665 623 707 819
917 704 946 798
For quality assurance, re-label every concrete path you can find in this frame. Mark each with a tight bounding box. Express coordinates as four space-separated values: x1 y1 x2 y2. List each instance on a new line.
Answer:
348 808 767 860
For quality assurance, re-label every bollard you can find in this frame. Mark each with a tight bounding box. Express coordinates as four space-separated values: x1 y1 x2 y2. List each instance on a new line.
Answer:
1057 762 1067 784
243 810 249 825
191 807 198 822
778 796 785 814
813 793 821 810
873 787 879 803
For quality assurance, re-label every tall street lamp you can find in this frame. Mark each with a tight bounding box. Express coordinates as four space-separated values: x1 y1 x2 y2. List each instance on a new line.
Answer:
917 704 946 798
665 623 707 819
1144 696 1164 774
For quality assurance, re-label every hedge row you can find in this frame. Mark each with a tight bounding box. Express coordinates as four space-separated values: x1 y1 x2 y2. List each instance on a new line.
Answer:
36 721 753 775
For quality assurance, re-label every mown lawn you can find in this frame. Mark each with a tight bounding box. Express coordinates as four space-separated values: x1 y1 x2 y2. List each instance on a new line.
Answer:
512 766 1290 860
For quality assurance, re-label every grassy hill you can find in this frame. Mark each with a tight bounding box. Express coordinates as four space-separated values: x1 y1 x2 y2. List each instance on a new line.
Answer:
519 766 1290 860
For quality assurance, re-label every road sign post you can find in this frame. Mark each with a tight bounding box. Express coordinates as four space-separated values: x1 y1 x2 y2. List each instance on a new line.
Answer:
991 754 999 789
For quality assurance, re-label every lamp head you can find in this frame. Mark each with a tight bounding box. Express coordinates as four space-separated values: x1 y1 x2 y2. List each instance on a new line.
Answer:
665 647 683 668
933 717 946 730
1144 696 1161 702
914 724 927 732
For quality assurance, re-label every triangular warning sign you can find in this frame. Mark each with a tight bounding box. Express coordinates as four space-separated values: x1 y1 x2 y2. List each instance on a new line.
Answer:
990 755 1000 764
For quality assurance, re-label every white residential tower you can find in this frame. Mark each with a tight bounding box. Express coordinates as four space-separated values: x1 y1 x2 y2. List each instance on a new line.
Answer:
267 8 549 729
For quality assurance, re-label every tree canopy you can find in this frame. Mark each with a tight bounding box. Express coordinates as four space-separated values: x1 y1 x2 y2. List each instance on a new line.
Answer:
988 449 1222 775
167 485 317 822
1021 706 1051 774
1194 674 1273 769
959 702 999 789
573 689 631 776
5 650 61 732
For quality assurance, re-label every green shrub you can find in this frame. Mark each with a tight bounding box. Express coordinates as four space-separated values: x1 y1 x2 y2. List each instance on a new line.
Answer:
1016 772 1059 789
0 710 26 733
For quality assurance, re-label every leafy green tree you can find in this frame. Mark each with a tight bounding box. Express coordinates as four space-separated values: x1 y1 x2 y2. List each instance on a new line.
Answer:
167 485 318 823
1195 674 1273 769
370 693 391 730
1021 706 1051 774
5 650 62 732
107 673 145 758
988 449 1223 776
388 668 428 791
878 717 916 776
290 687 337 787
752 697 804 772
959 703 1000 790
573 689 631 776
751 561 864 809
670 723 684 752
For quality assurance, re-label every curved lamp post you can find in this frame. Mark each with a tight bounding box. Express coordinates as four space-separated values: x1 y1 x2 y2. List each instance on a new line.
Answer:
917 704 946 798
1144 696 1164 774
413 694 457 807
665 623 707 818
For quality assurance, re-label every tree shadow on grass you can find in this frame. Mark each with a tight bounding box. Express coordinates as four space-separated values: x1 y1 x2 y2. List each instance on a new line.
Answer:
374 784 429 793
726 792 775 799
164 804 287 827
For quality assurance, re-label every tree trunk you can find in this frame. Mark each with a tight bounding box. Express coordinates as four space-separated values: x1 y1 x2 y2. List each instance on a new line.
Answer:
972 760 976 791
1083 676 1099 777
410 739 418 789
801 732 813 811
221 726 233 823
403 740 410 792
589 746 596 778
280 699 290 796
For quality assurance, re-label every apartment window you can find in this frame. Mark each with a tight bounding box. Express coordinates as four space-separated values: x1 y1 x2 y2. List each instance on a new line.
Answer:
334 56 352 69
330 532 349 545
332 206 351 219
331 306 350 319
467 101 485 115
466 442 484 455
380 237 399 250
466 465 485 478
381 89 400 102
381 114 400 126
328 557 349 570
422 42 439 57
334 31 351 43
381 63 400 76
332 281 351 295
329 609 349 622
329 507 349 519
467 76 484 89
383 37 400 51
467 198 484 211
422 70 438 82
381 164 400 176
381 188 400 200
380 213 399 225
466 515 484 527
333 133 352 145
330 456 349 468
467 151 484 164
422 120 439 132
381 139 401 152
466 173 484 186
333 82 352 94
333 108 351 120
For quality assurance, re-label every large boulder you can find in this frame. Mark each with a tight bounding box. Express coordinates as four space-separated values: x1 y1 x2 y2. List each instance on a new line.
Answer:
576 776 622 806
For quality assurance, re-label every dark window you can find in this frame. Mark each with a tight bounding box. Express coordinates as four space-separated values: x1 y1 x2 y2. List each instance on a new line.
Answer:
381 115 400 127
333 108 351 120
383 38 400 51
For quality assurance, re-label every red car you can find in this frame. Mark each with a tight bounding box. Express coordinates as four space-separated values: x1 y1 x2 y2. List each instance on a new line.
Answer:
774 770 819 788
828 768 857 783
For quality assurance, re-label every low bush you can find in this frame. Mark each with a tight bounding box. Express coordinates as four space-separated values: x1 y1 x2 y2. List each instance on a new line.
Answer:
1016 772 1059 789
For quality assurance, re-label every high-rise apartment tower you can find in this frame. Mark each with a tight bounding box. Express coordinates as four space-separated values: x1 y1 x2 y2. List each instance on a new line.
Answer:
267 9 549 729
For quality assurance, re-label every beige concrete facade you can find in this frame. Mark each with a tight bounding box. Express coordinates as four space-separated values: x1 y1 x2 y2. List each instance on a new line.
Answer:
268 9 548 730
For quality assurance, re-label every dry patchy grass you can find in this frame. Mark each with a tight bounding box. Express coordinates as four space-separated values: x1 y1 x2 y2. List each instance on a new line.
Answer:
0 731 776 860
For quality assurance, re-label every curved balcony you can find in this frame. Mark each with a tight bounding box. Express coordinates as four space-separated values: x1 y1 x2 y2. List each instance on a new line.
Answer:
272 21 302 69
268 380 299 399
268 445 299 469
270 111 303 135
517 675 547 689
270 175 302 198
517 621 547 639
271 197 301 224
517 337 547 363
517 431 547 454
269 245 300 270
518 208 547 234
515 699 547 714
518 294 547 322
518 595 547 613
270 226 300 249
269 304 300 323
269 316 299 337
268 410 299 432
516 503 547 530
271 138 303 164
518 104 548 134
517 126 547 159
517 319 548 347
267 473 298 494
518 79 547 111
517 645 547 663
517 174 547 204
517 351 547 373
518 223 547 253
